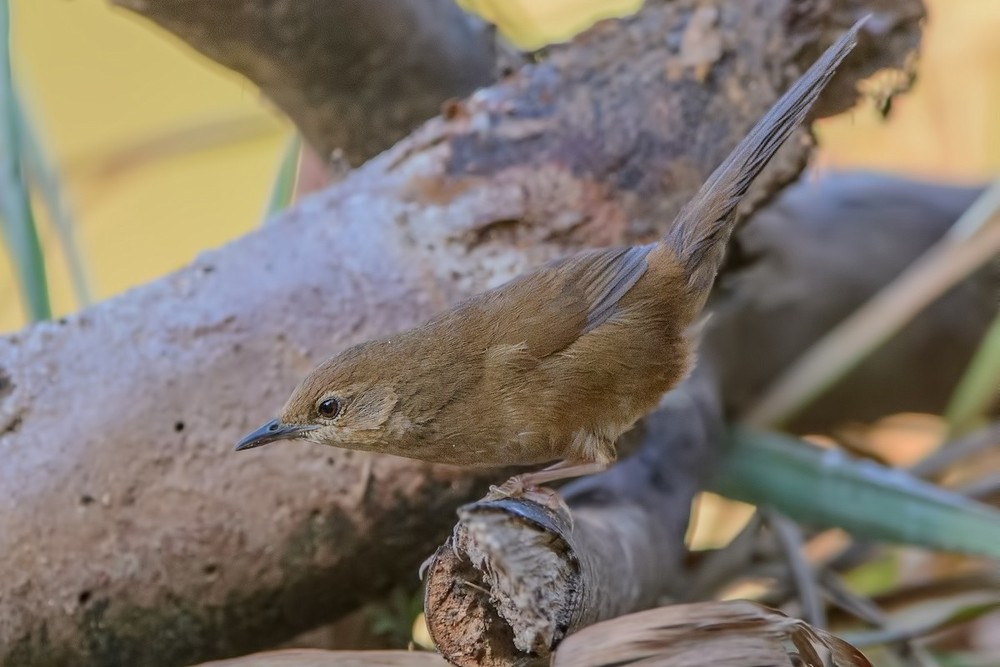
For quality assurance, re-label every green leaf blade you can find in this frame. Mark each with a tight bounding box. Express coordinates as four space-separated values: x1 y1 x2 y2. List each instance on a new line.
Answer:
14 93 92 307
0 0 50 322
262 133 301 224
712 427 1000 558
945 312 1000 435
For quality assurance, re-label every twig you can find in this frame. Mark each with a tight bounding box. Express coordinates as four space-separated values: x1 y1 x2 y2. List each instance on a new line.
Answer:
945 311 1000 434
683 512 763 601
819 570 886 627
763 510 827 629
744 181 1000 428
908 421 1000 478
818 570 942 667
956 472 1000 500
845 597 1000 648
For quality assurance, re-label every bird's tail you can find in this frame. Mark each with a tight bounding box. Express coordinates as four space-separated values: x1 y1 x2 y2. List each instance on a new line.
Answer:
663 18 865 293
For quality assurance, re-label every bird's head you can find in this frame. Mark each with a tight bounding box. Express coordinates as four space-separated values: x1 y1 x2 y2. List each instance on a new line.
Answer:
235 342 402 454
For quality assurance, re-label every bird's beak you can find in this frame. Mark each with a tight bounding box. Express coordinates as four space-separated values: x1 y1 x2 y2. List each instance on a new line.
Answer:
234 419 318 452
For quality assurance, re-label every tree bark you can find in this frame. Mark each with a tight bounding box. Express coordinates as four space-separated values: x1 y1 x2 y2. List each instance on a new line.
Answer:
110 0 500 163
1 2 924 666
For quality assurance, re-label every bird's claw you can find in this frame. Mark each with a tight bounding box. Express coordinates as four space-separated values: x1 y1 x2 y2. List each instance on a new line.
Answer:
486 476 530 501
486 477 570 518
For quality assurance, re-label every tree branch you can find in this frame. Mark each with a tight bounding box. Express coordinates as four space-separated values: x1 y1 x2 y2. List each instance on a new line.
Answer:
1 2 924 665
111 0 499 162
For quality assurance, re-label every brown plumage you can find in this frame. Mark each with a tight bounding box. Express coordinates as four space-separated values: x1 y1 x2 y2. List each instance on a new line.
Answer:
236 22 863 486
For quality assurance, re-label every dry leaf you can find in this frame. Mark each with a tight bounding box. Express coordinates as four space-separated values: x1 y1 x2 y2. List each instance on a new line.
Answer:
553 600 872 667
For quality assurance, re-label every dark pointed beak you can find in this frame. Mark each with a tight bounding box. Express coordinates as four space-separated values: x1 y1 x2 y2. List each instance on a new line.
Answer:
234 419 318 452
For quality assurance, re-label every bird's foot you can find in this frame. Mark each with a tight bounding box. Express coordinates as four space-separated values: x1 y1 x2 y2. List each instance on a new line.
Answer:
486 461 608 512
485 477 571 517
486 475 531 501
487 461 609 500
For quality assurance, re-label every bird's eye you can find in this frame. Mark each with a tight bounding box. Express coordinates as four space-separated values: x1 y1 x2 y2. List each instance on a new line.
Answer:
317 398 341 419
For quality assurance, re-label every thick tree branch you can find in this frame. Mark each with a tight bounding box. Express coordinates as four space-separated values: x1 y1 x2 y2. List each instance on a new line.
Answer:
111 0 499 162
2 2 923 665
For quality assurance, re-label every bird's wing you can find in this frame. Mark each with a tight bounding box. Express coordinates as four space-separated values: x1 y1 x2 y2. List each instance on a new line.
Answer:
485 244 653 359
557 244 654 333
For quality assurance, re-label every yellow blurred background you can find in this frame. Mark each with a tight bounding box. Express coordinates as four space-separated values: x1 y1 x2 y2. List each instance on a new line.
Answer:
3 0 999 332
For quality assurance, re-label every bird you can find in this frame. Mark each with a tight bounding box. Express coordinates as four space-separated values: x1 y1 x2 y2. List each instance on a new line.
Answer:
235 21 863 491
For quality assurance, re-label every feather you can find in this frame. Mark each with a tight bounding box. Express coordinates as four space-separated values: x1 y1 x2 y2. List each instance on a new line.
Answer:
665 19 866 292
557 244 655 332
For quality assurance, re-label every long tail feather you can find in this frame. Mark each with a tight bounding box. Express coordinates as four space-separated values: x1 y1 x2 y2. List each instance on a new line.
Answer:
665 18 865 292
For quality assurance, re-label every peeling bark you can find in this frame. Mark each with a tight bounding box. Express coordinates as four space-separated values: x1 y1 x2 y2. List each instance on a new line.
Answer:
1 1 924 666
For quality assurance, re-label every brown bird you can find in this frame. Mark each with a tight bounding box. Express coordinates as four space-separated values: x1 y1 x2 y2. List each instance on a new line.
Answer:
236 22 862 490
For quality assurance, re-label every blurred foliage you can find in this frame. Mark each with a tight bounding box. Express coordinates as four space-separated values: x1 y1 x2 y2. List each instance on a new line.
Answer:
362 586 425 650
712 427 1000 558
2 0 288 329
14 92 92 309
946 312 1000 435
0 0 48 321
262 134 302 223
457 0 641 50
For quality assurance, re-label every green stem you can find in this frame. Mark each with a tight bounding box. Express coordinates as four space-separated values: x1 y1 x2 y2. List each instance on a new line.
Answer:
14 93 92 306
945 311 1000 435
0 0 50 321
262 133 301 224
